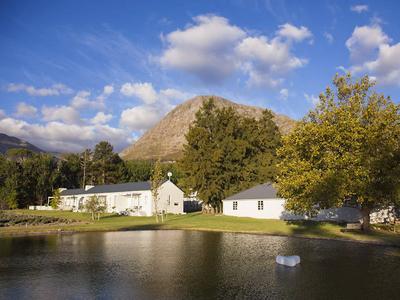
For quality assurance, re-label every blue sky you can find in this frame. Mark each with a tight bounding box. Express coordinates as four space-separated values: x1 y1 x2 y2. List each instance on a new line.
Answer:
0 0 399 152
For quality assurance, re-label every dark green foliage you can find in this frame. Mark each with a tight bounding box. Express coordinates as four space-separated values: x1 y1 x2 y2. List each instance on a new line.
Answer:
125 160 153 182
0 141 127 209
90 141 125 185
178 98 281 211
55 153 82 189
0 155 18 209
124 159 182 183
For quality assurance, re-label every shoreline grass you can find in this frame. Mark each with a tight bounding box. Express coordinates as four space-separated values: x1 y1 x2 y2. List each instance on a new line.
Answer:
1 210 399 247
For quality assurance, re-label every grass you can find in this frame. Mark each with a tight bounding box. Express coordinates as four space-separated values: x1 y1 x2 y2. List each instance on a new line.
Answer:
1 210 399 246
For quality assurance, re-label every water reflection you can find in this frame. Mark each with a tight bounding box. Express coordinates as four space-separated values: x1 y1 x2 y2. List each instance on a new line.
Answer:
0 231 399 299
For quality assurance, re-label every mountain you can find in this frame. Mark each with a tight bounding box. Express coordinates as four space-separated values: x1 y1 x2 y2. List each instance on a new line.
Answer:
120 95 297 161
0 133 44 154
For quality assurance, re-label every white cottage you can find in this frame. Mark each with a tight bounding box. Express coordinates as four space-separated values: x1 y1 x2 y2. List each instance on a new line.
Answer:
56 180 184 216
222 183 362 222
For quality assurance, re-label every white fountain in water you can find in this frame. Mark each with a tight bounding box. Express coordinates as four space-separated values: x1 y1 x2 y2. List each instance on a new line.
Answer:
276 255 301 267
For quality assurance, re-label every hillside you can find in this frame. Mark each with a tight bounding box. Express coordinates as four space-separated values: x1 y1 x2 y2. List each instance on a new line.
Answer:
0 133 43 154
120 95 296 161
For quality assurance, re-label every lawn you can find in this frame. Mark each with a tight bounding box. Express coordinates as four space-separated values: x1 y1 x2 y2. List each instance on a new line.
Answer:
1 209 399 246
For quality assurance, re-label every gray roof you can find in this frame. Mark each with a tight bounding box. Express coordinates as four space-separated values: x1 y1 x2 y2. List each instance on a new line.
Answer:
60 181 151 196
60 188 85 196
224 183 278 201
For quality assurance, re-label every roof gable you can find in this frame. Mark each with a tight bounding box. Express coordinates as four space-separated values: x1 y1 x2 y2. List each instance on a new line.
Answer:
224 183 278 200
87 181 151 194
60 188 85 196
60 181 151 196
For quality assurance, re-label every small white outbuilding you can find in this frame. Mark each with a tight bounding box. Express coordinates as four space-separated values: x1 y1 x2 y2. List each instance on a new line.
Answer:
223 183 287 219
222 183 362 222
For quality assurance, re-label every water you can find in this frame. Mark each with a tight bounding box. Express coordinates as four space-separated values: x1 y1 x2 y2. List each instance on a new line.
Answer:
0 230 399 299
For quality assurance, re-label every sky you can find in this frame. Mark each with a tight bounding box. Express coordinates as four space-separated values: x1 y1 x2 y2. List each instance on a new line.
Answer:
0 0 400 153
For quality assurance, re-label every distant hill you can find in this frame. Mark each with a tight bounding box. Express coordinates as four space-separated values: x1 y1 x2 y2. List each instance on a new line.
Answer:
120 95 296 161
0 133 44 154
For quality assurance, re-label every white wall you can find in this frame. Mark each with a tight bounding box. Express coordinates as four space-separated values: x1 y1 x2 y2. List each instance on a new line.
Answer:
60 190 153 216
223 198 362 222
223 198 287 219
157 180 184 214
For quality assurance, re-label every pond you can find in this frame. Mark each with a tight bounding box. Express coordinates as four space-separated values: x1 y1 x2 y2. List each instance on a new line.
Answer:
0 230 399 299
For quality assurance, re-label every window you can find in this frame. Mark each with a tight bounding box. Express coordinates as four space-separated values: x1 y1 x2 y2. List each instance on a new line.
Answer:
233 201 238 210
174 202 179 206
258 200 264 210
167 195 171 205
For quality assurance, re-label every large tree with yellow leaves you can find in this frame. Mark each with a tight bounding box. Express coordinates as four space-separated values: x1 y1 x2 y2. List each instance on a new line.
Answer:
277 74 400 229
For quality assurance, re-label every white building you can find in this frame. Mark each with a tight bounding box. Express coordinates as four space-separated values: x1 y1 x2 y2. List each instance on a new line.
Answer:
222 183 362 222
56 180 184 216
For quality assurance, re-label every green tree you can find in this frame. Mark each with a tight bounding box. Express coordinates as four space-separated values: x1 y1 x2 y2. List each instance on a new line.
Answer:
0 155 18 209
5 148 34 162
34 154 57 206
50 188 61 209
179 99 281 213
91 141 124 185
85 195 106 220
151 159 164 222
54 153 82 189
80 149 92 187
277 74 400 230
125 160 154 182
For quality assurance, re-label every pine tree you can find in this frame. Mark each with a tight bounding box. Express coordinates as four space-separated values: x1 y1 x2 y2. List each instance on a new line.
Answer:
91 141 124 185
179 98 282 213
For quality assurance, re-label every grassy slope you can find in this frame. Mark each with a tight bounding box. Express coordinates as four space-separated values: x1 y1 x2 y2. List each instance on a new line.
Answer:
1 210 399 246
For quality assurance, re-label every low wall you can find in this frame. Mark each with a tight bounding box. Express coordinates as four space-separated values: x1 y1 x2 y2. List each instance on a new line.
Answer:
281 207 362 223
28 206 54 211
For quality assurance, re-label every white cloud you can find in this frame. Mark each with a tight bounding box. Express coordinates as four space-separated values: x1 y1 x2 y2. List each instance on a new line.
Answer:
236 36 307 87
159 14 246 82
277 23 313 42
15 102 37 118
42 105 81 124
279 88 289 100
70 90 106 110
345 25 390 63
119 83 189 131
120 82 158 104
362 43 400 85
103 85 114 96
120 105 162 132
0 109 5 120
336 65 348 73
7 83 73 96
0 117 131 153
159 88 192 102
90 112 113 125
351 5 368 13
324 32 334 44
304 93 319 106
159 14 311 87
346 24 400 86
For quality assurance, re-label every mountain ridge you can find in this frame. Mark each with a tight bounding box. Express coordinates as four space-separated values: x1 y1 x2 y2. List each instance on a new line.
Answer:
120 95 296 161
0 133 44 154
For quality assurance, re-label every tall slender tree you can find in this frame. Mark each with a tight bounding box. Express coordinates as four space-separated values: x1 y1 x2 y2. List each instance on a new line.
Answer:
151 159 164 222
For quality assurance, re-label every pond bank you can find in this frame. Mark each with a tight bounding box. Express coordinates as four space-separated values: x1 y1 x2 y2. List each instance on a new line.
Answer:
1 210 399 247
